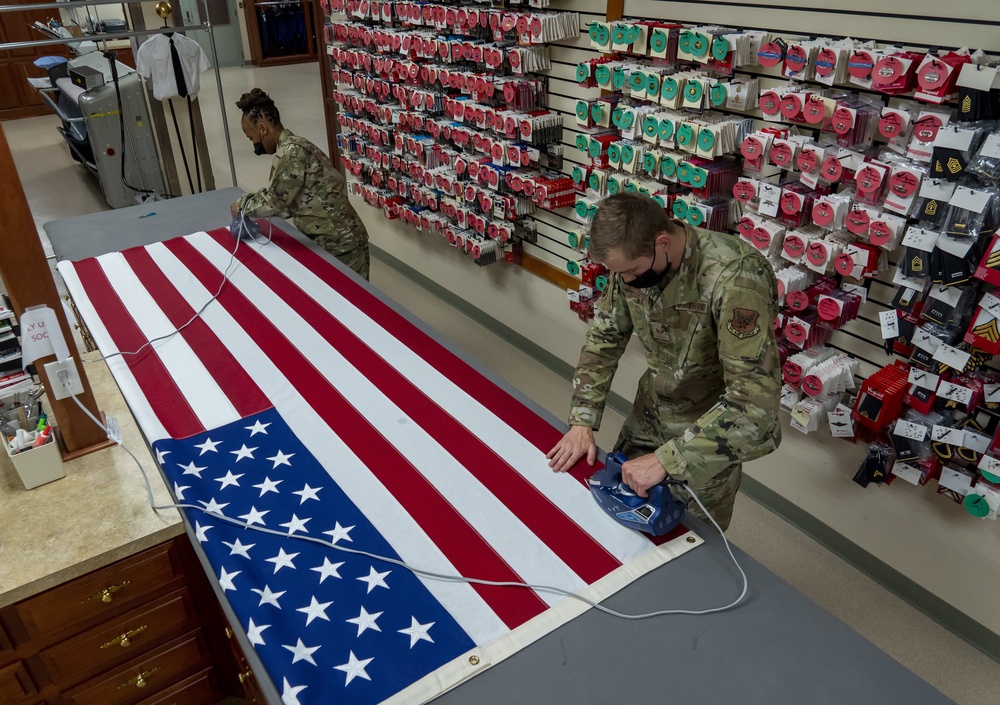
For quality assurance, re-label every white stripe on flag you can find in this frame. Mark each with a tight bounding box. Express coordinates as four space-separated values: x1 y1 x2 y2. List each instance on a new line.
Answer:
252 237 653 563
143 241 510 645
188 232 588 605
96 252 241 433
56 260 169 443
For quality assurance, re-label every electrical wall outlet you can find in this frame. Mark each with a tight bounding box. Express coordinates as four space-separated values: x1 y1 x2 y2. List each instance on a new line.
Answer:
44 358 83 399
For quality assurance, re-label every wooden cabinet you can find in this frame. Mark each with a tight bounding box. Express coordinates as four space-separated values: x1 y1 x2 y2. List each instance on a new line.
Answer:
243 0 318 67
0 0 72 120
62 631 210 705
12 542 186 642
0 660 39 703
0 536 243 705
37 589 199 685
224 621 267 704
134 667 221 705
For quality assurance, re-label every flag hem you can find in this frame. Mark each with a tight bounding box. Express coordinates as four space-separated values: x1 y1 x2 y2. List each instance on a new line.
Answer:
379 528 704 705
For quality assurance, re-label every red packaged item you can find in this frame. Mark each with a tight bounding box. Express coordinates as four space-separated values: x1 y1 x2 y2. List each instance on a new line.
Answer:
974 234 1000 287
964 292 1000 355
914 51 970 104
779 182 818 228
816 289 862 330
852 362 910 431
783 313 834 350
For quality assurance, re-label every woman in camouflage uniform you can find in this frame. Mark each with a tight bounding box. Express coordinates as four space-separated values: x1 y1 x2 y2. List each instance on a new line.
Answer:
231 88 371 279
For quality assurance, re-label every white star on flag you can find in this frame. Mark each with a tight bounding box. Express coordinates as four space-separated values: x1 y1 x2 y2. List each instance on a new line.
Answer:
311 557 345 583
252 584 286 608
334 651 373 685
173 482 190 500
216 470 245 489
281 678 306 705
282 638 321 665
323 522 354 544
279 514 311 535
231 444 258 462
178 460 207 477
194 437 221 455
266 449 295 469
155 448 171 464
245 419 271 436
292 483 322 504
247 618 270 647
297 596 333 626
219 567 240 592
200 497 229 515
194 521 213 543
238 506 269 527
398 617 435 648
222 538 255 559
266 548 300 573
346 607 383 636
253 477 283 496
357 567 390 593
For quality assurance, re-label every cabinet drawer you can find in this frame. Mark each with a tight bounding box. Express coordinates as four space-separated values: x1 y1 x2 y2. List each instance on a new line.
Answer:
63 630 209 705
38 589 198 687
0 660 38 704
134 667 221 705
0 619 15 666
13 543 184 641
226 623 266 704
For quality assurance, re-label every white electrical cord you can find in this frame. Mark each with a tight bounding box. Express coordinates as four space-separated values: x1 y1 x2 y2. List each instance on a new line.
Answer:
60 367 747 620
81 206 273 365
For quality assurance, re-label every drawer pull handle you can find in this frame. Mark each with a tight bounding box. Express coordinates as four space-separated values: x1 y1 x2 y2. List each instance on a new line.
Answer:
100 624 148 649
82 580 132 604
238 669 254 685
119 666 161 689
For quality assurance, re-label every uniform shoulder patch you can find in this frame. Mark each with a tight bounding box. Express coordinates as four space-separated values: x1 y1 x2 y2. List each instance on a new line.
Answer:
727 308 760 339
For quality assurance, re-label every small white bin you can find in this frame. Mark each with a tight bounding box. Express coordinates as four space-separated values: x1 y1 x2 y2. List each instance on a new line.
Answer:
6 432 64 490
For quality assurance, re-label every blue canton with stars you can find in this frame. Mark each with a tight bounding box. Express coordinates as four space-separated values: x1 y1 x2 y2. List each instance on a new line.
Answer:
152 408 475 705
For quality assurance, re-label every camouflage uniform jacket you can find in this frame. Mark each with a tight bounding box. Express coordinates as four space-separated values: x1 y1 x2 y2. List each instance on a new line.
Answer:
236 130 368 257
569 226 782 490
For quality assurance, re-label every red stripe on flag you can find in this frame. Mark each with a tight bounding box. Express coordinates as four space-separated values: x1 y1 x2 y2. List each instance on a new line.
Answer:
206 229 622 584
121 247 271 419
165 236 548 628
71 258 203 439
261 229 573 455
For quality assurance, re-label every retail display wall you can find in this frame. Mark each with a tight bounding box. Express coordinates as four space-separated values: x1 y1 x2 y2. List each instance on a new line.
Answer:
318 0 1000 655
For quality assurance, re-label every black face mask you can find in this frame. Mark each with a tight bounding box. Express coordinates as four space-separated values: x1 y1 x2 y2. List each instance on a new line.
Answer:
625 246 671 288
252 139 267 156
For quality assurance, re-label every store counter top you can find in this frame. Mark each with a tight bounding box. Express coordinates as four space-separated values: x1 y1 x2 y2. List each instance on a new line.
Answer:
0 351 181 608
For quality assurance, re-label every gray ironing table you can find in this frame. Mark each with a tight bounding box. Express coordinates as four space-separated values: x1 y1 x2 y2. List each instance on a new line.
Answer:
44 189 956 705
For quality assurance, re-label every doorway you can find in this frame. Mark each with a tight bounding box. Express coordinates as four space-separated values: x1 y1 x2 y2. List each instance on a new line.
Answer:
178 0 244 67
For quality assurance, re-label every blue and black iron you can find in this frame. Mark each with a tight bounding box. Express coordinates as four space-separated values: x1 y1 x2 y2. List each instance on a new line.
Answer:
588 452 686 536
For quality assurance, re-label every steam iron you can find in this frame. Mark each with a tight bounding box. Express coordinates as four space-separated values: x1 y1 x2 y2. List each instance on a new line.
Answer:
588 452 685 536
230 213 262 241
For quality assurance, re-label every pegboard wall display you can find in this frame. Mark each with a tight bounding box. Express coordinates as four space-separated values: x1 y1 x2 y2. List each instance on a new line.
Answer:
322 0 592 291
318 0 1000 518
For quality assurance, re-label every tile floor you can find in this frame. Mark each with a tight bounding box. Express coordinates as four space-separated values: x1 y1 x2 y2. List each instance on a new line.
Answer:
3 61 999 704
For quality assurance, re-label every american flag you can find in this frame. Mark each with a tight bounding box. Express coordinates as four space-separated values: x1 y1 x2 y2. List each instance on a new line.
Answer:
57 226 700 704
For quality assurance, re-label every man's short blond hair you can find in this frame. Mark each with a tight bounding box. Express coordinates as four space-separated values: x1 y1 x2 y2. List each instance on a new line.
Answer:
588 193 680 262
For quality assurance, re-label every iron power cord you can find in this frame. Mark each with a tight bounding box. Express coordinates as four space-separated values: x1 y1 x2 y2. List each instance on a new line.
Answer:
60 372 749 620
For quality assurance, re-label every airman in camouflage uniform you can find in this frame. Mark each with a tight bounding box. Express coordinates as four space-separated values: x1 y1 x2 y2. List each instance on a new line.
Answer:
233 89 370 279
548 194 781 531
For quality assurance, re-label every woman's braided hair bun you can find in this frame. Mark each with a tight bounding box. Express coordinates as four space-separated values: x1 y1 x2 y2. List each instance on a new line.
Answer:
236 88 281 125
